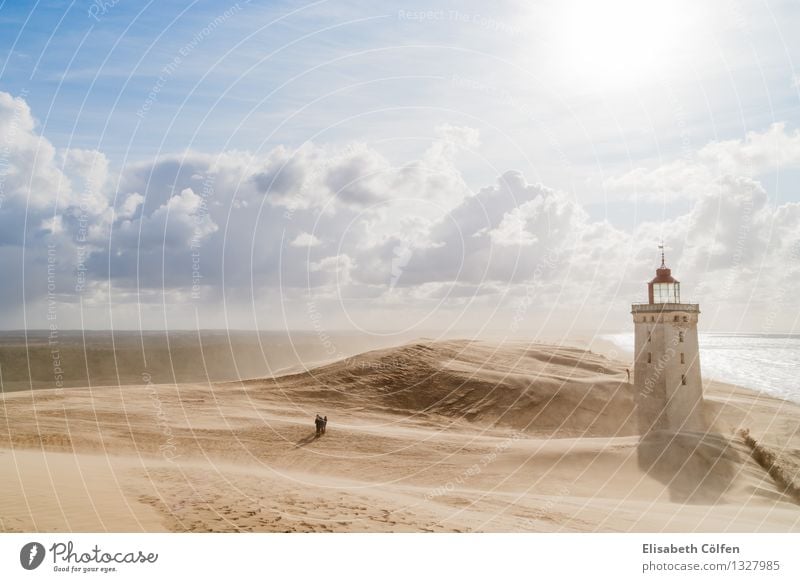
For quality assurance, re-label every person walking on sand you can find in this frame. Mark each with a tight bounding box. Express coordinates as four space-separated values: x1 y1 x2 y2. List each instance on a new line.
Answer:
322 416 328 434
314 414 322 436
626 368 630 382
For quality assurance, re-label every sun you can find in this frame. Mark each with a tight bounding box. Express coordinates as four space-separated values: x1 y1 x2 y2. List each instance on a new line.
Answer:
549 0 695 90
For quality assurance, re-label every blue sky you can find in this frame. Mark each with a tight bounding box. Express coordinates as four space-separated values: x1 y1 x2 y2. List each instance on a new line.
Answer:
4 1 797 177
1 0 800 333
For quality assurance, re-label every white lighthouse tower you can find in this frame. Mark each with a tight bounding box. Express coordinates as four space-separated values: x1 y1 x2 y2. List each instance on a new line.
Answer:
631 245 705 433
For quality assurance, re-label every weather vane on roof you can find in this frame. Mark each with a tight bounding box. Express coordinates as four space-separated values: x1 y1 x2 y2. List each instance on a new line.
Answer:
658 239 665 268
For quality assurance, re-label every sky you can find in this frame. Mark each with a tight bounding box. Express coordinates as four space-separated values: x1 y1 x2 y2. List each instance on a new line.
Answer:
0 0 799 336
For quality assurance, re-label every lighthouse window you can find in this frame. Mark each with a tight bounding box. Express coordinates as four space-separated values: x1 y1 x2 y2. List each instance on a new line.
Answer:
653 282 680 303
674 315 679 322
647 332 651 342
683 316 688 322
647 353 652 364
680 353 685 364
681 374 686 385
678 331 684 342
650 316 654 322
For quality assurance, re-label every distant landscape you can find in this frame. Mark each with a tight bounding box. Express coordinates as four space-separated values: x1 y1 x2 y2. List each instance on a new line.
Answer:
0 330 412 392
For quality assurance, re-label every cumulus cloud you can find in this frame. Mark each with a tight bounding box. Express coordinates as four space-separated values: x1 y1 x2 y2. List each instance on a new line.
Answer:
698 122 800 175
309 253 356 288
290 232 322 247
490 208 539 247
388 170 590 288
0 92 61 210
2 90 800 331
118 192 144 220
604 123 800 201
116 187 217 250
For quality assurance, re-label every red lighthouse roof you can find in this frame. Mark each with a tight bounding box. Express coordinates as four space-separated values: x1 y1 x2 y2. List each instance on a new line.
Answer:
650 266 679 285
650 243 679 283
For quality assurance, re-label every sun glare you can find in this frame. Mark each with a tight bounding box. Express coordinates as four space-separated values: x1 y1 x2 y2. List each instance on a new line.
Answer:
551 0 693 90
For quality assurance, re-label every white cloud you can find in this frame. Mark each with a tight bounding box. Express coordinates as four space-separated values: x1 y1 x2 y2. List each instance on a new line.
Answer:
428 123 481 158
490 209 538 247
113 187 217 252
604 123 800 201
290 232 322 247
61 148 110 213
698 122 800 174
39 215 63 235
310 253 355 287
0 92 70 211
3 91 800 331
118 192 144 220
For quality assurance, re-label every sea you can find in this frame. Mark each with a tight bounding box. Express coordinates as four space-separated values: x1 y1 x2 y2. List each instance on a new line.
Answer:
602 333 800 404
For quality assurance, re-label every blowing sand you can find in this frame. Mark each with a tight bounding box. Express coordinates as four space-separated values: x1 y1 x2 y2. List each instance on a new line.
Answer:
1 339 798 532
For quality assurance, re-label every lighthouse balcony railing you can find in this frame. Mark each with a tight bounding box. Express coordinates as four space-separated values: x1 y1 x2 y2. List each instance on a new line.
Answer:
631 302 699 313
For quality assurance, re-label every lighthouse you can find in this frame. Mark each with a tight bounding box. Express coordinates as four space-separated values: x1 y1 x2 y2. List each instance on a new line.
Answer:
631 246 705 433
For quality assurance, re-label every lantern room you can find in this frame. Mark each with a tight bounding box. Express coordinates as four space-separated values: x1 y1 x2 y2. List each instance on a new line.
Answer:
648 246 680 304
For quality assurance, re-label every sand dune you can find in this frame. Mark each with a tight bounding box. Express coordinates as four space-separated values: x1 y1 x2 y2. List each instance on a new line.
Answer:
261 341 636 436
1 339 798 532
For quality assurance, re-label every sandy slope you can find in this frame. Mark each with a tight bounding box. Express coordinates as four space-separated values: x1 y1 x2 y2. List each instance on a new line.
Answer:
0 339 798 532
